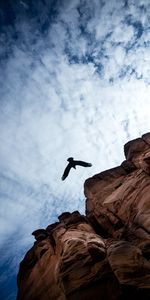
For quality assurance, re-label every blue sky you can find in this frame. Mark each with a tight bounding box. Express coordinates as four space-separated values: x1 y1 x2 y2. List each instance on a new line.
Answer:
1 0 150 299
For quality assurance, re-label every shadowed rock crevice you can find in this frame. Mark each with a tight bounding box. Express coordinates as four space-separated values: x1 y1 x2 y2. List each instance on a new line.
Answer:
17 133 150 300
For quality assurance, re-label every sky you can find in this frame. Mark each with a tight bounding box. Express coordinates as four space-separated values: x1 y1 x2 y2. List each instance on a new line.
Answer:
0 0 150 299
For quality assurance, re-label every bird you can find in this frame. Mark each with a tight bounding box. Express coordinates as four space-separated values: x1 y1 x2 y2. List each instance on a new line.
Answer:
61 157 92 180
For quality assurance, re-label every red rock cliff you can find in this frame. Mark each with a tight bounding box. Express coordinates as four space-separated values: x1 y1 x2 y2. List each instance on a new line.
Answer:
17 133 150 300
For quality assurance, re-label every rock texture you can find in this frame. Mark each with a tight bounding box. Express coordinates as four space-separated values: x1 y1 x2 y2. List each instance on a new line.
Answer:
17 133 150 300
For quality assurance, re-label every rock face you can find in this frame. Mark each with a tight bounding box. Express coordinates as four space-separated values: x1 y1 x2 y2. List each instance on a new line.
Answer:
17 133 150 300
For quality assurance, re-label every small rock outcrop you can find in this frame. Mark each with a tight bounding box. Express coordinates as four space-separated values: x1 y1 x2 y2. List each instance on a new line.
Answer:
17 133 150 300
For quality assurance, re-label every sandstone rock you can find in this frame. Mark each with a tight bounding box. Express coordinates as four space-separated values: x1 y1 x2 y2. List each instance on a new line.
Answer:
17 211 122 300
85 133 150 298
17 134 150 300
107 240 150 288
124 132 150 174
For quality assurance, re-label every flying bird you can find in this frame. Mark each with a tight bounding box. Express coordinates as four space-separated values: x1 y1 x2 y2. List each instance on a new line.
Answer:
61 157 92 180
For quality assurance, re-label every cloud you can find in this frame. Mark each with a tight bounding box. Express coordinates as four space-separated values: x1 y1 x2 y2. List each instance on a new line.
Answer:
1 0 150 299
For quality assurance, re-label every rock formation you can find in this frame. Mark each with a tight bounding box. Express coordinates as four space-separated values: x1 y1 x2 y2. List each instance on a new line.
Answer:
17 133 150 300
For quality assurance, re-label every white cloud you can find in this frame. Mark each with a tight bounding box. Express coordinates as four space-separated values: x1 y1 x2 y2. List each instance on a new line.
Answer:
112 24 134 43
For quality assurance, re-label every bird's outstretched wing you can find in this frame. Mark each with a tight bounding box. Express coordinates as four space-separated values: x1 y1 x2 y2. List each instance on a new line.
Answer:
75 160 92 167
61 163 72 180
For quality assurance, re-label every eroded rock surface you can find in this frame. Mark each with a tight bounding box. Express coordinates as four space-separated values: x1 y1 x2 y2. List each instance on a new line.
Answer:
85 133 150 297
17 212 121 300
17 133 150 300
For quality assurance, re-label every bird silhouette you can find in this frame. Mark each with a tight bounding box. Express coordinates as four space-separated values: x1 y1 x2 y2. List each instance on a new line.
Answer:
61 157 92 180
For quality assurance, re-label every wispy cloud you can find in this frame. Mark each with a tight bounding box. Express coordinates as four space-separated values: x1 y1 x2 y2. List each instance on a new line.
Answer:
1 0 150 298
